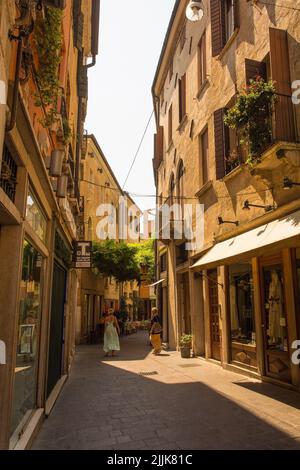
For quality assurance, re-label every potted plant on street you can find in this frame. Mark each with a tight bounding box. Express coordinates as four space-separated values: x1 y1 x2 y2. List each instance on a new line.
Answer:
180 334 192 358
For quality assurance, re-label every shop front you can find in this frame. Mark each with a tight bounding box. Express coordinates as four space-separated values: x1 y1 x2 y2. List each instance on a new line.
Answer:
192 209 300 390
10 189 48 448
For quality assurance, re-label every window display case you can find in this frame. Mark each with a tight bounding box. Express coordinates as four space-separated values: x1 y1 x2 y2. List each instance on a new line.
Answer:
10 240 43 438
228 262 257 370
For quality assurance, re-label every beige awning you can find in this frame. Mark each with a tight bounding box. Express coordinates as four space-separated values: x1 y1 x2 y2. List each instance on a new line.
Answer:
191 209 300 270
148 279 164 288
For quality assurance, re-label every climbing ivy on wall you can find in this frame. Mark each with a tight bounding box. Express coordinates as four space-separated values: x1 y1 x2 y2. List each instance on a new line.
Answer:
34 6 63 127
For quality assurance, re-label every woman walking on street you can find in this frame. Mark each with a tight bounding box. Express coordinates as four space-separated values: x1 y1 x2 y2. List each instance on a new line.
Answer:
101 309 120 357
150 307 162 355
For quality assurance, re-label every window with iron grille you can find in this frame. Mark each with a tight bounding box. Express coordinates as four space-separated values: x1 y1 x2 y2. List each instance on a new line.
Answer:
0 144 18 203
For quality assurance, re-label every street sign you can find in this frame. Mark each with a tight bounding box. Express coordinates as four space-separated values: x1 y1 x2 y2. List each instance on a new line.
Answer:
73 241 92 268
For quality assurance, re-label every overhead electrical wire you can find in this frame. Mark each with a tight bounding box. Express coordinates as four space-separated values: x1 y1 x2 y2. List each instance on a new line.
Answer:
122 109 154 190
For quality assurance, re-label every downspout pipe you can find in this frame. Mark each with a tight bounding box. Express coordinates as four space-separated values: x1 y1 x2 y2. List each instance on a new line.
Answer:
6 36 23 132
74 0 100 197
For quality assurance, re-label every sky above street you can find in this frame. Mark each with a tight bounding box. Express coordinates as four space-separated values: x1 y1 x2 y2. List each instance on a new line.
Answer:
86 0 175 212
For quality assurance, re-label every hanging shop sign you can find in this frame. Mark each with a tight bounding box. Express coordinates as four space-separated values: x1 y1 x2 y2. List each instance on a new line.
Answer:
73 241 92 268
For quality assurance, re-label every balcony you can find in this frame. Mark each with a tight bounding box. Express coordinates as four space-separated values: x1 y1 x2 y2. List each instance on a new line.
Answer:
0 145 18 203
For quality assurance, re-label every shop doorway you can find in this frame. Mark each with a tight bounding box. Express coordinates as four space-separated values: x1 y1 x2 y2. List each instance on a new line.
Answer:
261 262 291 383
208 269 221 361
47 262 67 397
178 272 191 335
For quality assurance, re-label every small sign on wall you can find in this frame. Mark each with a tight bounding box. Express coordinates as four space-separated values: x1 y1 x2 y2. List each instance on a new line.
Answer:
73 241 92 269
0 340 6 365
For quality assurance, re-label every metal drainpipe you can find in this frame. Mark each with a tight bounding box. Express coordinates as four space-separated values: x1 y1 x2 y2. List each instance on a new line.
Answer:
6 36 23 132
74 55 97 200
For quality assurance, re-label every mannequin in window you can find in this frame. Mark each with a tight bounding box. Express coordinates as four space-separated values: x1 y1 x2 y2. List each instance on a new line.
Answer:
268 270 284 344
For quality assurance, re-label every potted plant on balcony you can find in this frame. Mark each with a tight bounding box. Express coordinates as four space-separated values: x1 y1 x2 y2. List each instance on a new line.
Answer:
224 76 276 167
180 334 192 358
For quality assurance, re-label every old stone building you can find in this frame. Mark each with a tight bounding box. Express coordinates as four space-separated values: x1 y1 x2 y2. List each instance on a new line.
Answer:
153 0 300 390
78 135 142 342
0 0 100 449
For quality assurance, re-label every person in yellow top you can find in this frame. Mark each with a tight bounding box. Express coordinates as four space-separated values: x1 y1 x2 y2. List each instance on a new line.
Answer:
149 307 162 355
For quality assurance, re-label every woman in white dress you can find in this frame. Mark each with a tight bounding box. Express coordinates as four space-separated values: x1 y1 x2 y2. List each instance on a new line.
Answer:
101 309 120 357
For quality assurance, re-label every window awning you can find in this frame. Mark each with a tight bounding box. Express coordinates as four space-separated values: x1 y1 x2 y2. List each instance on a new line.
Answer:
191 209 300 270
148 279 164 288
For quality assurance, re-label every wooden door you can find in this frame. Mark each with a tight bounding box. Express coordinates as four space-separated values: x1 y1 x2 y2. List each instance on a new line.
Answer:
208 269 221 361
183 272 191 334
47 262 67 397
261 262 291 383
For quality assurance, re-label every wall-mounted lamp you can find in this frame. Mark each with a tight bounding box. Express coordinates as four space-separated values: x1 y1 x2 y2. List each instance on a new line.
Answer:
218 216 239 227
283 177 300 190
243 200 276 212
186 1 204 22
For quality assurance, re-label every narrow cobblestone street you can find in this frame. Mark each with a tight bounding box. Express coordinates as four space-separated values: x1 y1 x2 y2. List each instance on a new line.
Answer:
33 331 300 450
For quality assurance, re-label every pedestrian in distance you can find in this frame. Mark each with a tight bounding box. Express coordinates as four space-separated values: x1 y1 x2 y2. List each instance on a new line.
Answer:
149 307 162 355
100 308 120 357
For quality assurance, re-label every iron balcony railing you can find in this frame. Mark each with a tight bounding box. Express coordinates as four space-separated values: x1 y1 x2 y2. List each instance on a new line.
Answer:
0 145 18 202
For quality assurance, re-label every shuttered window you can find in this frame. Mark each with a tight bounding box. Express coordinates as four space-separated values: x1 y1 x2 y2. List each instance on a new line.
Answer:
200 128 209 185
269 28 295 142
77 64 88 98
245 59 267 84
154 126 164 170
198 31 207 89
214 109 227 180
211 0 238 57
73 0 84 50
169 59 173 83
168 105 173 145
179 75 187 123
180 23 187 52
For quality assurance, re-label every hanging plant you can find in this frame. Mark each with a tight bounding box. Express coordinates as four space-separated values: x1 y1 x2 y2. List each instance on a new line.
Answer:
62 117 72 145
224 77 277 166
34 6 63 128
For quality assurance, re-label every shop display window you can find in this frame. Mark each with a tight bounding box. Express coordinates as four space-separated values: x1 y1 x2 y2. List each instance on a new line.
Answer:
263 265 288 352
228 262 256 345
26 189 47 243
11 240 43 437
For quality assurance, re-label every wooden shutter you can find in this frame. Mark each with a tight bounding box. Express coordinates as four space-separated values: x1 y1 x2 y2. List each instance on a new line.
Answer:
214 109 227 180
199 31 207 87
245 59 267 84
270 28 295 142
211 0 225 57
211 0 222 57
154 126 164 170
168 105 173 144
77 64 88 98
179 75 186 123
233 0 239 30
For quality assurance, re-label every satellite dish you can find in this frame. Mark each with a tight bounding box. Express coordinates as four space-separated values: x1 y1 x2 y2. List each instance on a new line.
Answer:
186 1 204 22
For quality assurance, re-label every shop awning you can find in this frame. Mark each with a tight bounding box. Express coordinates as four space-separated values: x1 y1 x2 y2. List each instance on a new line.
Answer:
148 279 164 288
191 209 300 270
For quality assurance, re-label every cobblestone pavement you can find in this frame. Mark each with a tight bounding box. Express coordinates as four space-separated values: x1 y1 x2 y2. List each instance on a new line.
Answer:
33 331 300 450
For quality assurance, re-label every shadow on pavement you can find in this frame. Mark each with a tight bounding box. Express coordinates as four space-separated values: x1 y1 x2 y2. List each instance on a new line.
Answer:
233 380 300 411
32 332 300 451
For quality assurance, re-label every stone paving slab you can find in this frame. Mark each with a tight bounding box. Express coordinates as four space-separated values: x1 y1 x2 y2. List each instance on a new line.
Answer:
33 331 300 450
